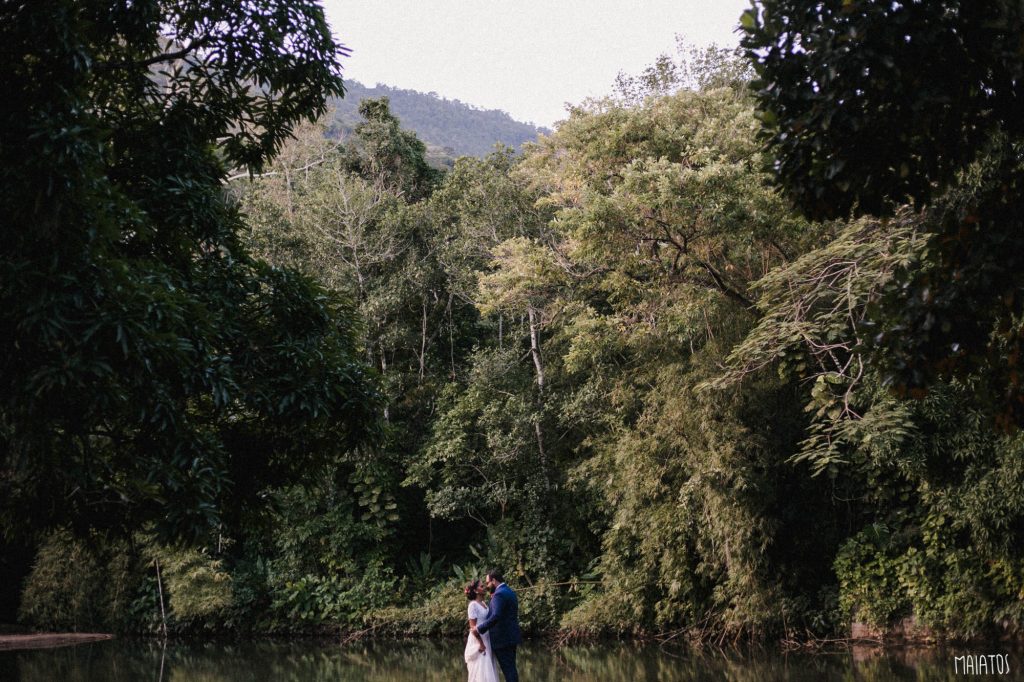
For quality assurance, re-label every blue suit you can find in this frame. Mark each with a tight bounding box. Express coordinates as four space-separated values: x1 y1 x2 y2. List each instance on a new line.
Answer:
476 583 520 681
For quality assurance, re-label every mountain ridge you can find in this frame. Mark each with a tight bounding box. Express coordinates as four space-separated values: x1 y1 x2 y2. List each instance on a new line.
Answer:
330 80 549 161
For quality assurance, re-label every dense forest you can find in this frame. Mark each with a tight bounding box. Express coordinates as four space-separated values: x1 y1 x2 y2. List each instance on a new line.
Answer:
4 0 1024 646
329 80 549 160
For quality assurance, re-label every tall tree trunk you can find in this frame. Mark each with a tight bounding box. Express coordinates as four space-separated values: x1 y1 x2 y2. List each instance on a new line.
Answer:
448 299 456 379
527 306 545 392
534 421 547 472
527 305 548 472
419 296 428 382
154 558 168 639
381 346 390 422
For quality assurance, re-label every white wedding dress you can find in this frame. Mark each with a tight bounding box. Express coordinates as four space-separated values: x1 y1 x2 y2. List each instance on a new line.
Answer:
464 600 499 682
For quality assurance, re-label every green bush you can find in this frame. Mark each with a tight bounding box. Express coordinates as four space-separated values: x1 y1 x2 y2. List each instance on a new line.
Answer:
836 521 1024 639
559 589 647 639
270 559 398 630
18 530 139 632
366 582 467 638
834 527 912 629
148 545 233 628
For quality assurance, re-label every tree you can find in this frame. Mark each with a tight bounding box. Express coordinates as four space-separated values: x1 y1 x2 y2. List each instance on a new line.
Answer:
613 39 752 107
473 63 829 639
237 103 490 620
0 0 380 542
352 98 443 202
714 208 1024 638
410 149 571 581
742 0 1024 425
742 0 1024 219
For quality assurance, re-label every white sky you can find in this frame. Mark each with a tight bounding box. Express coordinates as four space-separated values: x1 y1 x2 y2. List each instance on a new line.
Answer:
321 1 751 129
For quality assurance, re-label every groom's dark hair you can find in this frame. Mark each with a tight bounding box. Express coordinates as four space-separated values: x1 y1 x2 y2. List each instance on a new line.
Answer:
486 568 504 583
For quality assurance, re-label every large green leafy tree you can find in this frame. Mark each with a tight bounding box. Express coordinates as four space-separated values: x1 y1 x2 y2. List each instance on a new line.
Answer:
738 3 1024 635
538 96 807 638
717 205 1024 637
742 0 1024 424
0 1 380 542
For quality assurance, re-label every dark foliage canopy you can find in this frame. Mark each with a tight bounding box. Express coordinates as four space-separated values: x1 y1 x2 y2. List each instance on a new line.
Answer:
0 0 380 542
743 0 1024 425
742 0 1024 219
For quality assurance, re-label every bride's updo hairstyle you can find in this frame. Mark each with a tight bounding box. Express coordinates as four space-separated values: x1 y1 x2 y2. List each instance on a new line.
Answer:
464 579 482 601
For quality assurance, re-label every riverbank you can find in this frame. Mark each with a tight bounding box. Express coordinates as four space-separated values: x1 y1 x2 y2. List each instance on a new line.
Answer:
0 633 113 651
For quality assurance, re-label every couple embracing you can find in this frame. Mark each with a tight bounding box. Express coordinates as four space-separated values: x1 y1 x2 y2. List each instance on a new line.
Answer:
464 569 521 682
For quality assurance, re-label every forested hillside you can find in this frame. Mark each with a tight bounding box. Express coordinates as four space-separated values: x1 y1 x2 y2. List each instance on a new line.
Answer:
6 0 1024 649
329 80 548 160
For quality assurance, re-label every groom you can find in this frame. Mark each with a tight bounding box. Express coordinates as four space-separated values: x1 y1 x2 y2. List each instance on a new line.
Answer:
472 568 521 682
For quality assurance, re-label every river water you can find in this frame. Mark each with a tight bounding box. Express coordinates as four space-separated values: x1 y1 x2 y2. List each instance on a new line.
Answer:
1 638 1021 681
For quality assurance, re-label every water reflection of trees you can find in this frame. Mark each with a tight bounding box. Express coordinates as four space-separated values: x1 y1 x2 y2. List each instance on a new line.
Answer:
3 639 1012 681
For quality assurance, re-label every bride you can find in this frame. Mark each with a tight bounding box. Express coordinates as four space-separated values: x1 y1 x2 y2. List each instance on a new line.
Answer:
464 579 499 682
